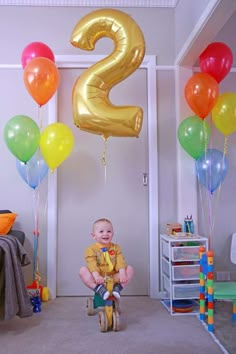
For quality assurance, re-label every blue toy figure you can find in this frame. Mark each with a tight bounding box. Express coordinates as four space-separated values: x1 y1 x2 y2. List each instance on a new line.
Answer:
29 289 42 313
31 295 41 313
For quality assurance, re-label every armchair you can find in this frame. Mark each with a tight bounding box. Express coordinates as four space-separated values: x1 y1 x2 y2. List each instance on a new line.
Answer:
0 209 33 320
0 209 25 244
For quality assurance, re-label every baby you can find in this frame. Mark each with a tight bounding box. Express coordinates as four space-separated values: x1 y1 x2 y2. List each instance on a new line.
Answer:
79 218 134 300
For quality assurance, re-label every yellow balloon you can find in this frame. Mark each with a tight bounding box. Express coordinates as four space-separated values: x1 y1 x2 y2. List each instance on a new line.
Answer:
70 9 146 139
40 123 74 172
212 92 236 136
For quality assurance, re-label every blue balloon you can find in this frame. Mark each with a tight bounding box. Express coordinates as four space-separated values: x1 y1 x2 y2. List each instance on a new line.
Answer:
195 148 229 194
16 151 49 189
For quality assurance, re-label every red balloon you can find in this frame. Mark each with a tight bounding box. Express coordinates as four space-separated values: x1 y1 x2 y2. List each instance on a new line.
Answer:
21 42 55 69
184 73 219 120
199 42 233 83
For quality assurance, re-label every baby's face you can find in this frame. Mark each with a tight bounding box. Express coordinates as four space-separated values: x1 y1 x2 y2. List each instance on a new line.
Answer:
92 221 114 245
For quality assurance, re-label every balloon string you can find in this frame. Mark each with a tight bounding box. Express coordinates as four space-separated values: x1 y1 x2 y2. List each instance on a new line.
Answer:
209 135 229 245
223 136 228 155
32 188 41 287
38 105 43 130
210 182 222 248
101 137 107 184
196 165 208 238
36 149 41 189
203 120 208 153
207 189 213 249
208 115 213 195
209 113 213 150
26 162 30 189
205 114 214 248
208 136 228 249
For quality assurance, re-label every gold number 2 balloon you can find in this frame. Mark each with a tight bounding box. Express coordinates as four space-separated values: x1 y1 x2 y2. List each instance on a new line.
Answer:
70 9 146 140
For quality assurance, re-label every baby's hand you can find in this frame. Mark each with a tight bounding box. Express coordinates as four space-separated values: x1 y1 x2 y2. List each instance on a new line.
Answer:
119 269 128 284
95 275 105 285
119 276 128 284
92 271 105 284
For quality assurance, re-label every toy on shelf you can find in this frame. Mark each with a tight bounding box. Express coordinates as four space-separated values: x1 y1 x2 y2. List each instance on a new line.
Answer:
166 223 182 235
184 215 194 234
199 246 236 332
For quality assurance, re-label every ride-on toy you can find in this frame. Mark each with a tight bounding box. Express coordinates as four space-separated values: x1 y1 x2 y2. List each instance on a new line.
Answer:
86 277 120 332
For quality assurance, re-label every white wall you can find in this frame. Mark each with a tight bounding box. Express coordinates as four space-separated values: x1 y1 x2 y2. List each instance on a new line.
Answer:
175 0 211 59
0 6 175 64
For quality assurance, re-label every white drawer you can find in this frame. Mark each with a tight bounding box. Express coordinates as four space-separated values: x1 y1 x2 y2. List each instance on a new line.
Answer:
163 275 170 293
162 240 169 259
172 264 199 280
162 258 170 277
172 246 200 261
173 283 199 299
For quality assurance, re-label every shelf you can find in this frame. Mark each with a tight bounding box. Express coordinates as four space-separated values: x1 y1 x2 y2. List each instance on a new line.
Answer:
160 234 208 316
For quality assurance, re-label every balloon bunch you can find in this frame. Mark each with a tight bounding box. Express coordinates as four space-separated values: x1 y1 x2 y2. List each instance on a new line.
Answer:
3 42 75 295
178 42 234 194
4 42 75 189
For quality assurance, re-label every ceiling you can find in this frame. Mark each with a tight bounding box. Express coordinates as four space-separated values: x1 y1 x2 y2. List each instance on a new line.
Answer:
0 0 179 6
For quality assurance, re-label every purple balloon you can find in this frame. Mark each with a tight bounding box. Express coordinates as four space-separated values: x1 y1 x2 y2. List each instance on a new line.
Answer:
16 151 49 189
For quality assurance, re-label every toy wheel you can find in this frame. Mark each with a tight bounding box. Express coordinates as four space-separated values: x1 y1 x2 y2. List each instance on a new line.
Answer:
42 287 49 302
98 311 108 332
86 297 95 316
114 300 121 314
112 310 120 331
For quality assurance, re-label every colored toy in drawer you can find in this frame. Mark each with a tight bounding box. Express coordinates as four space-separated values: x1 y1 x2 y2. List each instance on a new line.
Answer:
172 300 194 313
172 246 200 261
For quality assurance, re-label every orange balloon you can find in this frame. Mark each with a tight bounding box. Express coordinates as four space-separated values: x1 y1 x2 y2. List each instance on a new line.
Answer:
184 73 219 120
24 57 60 106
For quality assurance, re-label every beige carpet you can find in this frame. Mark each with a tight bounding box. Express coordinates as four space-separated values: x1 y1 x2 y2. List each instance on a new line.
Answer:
0 296 228 354
208 300 236 354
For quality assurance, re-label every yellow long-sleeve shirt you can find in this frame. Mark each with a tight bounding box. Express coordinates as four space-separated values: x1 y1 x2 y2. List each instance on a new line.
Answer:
84 242 127 276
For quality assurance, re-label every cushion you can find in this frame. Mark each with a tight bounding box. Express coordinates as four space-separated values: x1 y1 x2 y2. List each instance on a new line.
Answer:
0 213 17 235
0 209 12 214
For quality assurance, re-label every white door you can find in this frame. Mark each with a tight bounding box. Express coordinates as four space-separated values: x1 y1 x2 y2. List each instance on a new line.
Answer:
56 66 149 296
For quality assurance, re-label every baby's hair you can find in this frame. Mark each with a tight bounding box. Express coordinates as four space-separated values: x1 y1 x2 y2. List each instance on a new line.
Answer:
93 218 112 226
93 218 111 225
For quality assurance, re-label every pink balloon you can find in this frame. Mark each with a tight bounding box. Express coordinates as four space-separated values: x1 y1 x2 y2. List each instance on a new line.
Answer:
21 42 55 69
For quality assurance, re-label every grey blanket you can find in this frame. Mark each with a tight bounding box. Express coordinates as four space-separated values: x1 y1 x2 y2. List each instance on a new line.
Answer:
0 235 33 320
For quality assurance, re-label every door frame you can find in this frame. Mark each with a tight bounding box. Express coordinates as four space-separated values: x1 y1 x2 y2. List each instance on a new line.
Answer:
47 54 159 299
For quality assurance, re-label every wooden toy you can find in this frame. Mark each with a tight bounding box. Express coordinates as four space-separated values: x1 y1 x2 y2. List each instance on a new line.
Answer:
86 277 120 332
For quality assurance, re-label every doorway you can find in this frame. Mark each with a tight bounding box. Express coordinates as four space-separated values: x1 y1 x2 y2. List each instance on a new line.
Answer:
46 55 159 298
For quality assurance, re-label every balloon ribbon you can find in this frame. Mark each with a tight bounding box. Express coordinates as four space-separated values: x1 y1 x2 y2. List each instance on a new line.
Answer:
101 137 107 183
33 189 41 288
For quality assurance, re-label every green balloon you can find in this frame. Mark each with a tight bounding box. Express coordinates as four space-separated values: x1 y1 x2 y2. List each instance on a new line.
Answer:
4 115 40 163
178 115 210 160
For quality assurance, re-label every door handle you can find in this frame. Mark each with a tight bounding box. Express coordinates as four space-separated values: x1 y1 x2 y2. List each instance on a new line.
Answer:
143 173 148 186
